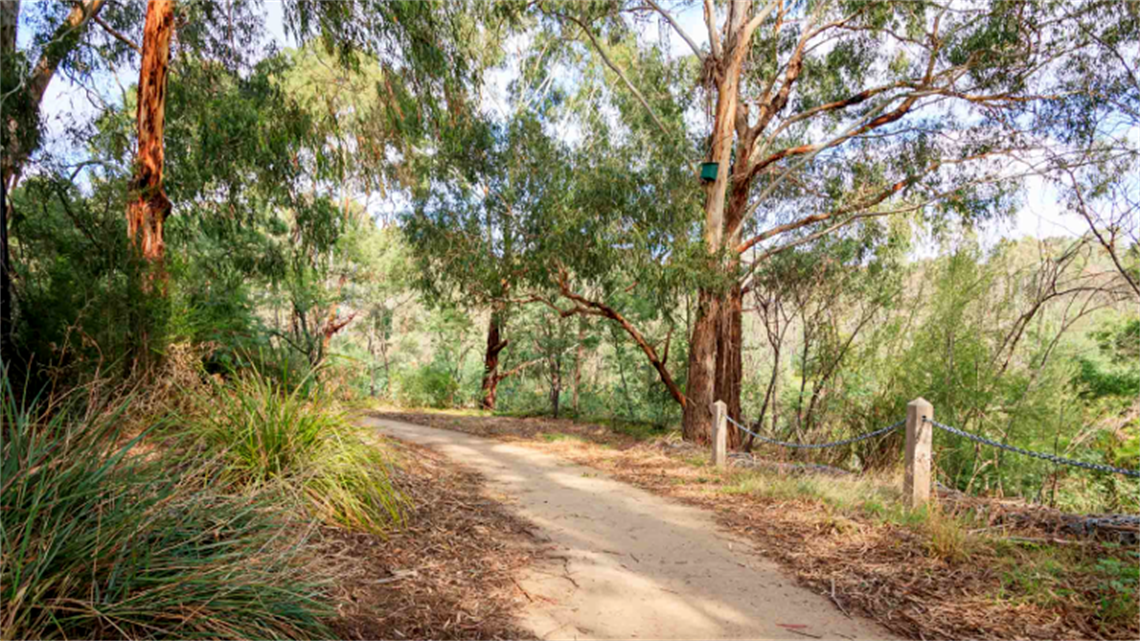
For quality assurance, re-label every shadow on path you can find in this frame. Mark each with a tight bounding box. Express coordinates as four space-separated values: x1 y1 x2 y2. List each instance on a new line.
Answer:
363 416 895 641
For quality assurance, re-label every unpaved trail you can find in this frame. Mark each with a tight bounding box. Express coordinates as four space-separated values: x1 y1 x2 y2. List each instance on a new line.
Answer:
364 417 893 641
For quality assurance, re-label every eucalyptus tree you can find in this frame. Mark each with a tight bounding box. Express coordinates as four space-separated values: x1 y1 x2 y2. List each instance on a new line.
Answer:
135 0 489 271
1030 10 1140 298
535 0 1139 443
4 0 503 371
404 114 574 409
1 0 139 364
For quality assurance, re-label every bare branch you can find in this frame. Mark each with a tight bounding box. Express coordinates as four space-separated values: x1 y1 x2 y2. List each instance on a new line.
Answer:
93 14 139 52
554 11 672 137
741 0 781 45
497 357 545 381
703 0 722 59
556 270 686 407
645 0 704 62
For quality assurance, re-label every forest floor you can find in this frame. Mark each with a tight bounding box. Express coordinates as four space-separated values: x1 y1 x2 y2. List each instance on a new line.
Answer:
362 414 893 640
365 410 1140 641
322 436 536 639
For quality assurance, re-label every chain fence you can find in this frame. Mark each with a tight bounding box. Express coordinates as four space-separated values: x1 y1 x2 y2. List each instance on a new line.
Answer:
726 415 905 449
924 417 1140 479
722 413 1140 478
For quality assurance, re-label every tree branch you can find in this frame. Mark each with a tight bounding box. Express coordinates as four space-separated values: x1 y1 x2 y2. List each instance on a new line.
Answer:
556 271 686 407
27 0 107 107
645 0 704 62
93 14 139 52
703 0 722 59
497 357 545 381
554 11 672 137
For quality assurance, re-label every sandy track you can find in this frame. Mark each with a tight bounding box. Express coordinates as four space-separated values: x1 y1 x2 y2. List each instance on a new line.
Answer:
364 417 893 641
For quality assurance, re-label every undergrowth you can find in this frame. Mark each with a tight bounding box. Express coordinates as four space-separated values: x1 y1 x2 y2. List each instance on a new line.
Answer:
181 366 405 533
721 466 1139 629
0 377 332 640
724 470 995 561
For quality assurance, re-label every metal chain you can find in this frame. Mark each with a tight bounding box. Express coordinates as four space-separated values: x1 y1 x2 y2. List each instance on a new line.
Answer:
726 415 905 450
924 417 1140 479
723 413 1140 478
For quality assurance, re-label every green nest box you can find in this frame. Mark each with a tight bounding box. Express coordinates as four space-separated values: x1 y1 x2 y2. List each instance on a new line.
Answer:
700 162 719 183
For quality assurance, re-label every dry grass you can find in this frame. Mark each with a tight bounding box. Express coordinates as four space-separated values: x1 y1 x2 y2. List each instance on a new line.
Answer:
371 410 1140 641
320 436 538 640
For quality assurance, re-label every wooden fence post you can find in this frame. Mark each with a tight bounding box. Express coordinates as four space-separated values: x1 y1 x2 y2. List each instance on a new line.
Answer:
905 397 933 508
711 400 727 469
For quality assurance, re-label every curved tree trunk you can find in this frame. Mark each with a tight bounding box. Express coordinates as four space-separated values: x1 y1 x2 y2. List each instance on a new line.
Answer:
480 309 507 410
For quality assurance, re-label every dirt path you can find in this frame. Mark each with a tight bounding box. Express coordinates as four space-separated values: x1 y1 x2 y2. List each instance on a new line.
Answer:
364 417 894 640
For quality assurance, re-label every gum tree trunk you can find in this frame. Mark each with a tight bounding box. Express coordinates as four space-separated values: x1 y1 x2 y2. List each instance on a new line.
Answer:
124 0 173 371
0 0 16 368
127 0 174 271
480 309 507 410
572 319 584 415
715 175 752 448
716 282 744 448
682 292 721 443
682 0 754 444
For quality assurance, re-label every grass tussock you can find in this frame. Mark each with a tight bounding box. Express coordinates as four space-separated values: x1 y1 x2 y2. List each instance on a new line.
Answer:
0 378 333 640
723 470 977 562
183 368 405 533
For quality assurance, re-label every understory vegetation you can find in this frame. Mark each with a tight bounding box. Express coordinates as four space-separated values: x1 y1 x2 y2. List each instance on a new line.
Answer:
0 372 338 639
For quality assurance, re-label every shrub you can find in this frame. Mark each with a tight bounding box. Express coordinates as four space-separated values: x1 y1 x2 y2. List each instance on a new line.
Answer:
185 368 404 532
393 364 460 408
0 378 332 640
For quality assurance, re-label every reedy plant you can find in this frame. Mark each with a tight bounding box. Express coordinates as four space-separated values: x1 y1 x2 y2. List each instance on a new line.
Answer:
0 375 333 640
184 362 405 533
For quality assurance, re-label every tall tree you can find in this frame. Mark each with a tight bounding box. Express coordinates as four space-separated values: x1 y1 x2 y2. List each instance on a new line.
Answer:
1 0 114 366
540 0 1136 443
405 114 571 409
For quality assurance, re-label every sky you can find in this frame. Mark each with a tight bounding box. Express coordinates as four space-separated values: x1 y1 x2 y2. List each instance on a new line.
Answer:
29 0 1091 244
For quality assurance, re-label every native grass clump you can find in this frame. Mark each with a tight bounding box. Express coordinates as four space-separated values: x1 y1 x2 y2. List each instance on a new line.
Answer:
181 364 405 533
0 376 333 640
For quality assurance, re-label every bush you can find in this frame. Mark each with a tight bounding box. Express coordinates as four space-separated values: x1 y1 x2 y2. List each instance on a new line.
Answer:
184 367 404 532
0 378 333 640
393 364 461 408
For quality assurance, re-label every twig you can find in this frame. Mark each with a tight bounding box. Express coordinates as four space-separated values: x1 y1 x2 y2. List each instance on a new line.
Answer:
829 578 852 619
511 577 534 602
93 14 140 52
1002 536 1090 547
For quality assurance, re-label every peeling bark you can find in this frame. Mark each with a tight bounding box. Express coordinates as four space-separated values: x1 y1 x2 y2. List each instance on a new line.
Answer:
715 283 744 448
127 0 174 273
